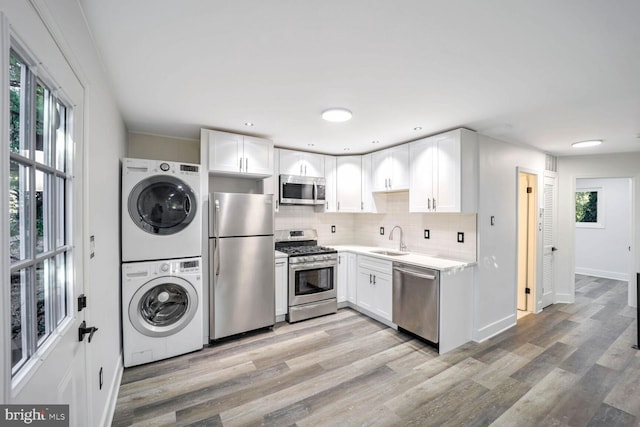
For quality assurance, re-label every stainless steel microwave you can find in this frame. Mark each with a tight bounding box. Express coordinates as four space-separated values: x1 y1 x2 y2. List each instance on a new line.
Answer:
280 174 326 205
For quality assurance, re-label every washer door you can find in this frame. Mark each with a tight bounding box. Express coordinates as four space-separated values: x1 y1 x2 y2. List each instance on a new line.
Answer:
128 175 197 235
129 276 199 337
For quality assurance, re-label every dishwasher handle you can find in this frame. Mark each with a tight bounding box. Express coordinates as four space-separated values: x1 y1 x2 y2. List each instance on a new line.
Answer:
393 266 436 281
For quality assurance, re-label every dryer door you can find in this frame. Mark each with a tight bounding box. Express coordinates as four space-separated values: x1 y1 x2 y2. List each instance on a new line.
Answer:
128 175 197 235
129 276 199 337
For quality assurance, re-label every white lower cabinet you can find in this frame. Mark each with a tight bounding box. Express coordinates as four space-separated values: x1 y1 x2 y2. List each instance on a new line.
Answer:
275 257 288 318
347 253 358 304
356 255 392 322
337 252 348 303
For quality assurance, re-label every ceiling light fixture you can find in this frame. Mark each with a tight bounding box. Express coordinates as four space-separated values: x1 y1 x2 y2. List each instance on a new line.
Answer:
244 122 254 127
371 140 380 144
343 148 350 151
414 126 423 131
322 108 352 122
307 144 315 147
571 140 602 148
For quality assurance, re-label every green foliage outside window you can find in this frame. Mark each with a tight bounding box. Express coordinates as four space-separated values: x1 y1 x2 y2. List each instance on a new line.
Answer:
576 191 598 223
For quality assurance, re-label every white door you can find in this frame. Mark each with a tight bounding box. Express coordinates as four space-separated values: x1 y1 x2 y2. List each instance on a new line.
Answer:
4 4 88 425
542 172 558 308
435 133 461 213
371 150 390 192
243 136 273 176
336 156 362 212
300 152 325 177
409 137 435 212
388 145 410 191
323 155 337 212
278 149 302 175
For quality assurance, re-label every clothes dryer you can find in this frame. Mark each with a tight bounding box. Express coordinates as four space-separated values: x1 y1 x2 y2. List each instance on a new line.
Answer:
122 257 203 367
122 157 201 262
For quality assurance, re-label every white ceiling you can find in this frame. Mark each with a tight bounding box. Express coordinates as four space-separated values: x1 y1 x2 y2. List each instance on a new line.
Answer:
80 0 640 156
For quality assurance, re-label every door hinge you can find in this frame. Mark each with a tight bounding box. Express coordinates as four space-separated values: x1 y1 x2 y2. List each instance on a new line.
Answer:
78 294 87 312
526 187 533 194
525 287 531 294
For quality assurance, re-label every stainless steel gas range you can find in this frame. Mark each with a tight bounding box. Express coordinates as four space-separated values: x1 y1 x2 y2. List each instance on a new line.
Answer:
275 229 337 323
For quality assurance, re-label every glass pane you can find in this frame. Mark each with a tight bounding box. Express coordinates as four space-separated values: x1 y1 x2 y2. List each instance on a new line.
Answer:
36 170 52 254
36 259 52 342
137 183 190 229
576 191 598 223
9 51 28 157
11 269 29 371
9 160 31 263
55 253 68 326
55 101 67 171
139 283 189 326
35 83 53 166
55 176 66 247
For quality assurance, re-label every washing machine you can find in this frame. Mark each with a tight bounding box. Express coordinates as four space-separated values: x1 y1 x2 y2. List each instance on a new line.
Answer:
122 257 203 367
122 157 202 262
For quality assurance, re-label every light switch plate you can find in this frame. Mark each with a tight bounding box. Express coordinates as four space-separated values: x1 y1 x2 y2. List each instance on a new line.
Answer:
331 225 336 233
457 232 464 243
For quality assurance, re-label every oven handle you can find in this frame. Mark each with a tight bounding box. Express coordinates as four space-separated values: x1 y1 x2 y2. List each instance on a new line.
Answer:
289 261 337 272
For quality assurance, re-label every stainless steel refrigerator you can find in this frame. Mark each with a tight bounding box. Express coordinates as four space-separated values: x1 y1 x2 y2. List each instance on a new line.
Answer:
209 192 275 340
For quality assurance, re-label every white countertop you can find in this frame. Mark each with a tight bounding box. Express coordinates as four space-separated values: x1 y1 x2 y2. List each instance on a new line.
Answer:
275 250 289 259
331 245 476 272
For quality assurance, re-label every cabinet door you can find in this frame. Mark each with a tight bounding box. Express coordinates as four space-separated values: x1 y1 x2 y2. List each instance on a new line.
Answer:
324 155 337 212
434 133 461 212
243 136 274 176
279 149 302 175
356 267 375 313
337 253 348 303
301 152 325 177
409 137 436 212
389 144 409 191
347 253 358 304
373 273 393 321
336 156 362 212
208 130 242 173
275 259 288 316
371 150 391 192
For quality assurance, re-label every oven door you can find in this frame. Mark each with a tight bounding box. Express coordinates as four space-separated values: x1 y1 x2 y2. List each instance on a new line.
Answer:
288 260 337 306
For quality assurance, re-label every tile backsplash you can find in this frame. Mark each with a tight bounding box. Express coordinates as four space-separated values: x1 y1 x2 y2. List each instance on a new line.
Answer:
275 192 477 262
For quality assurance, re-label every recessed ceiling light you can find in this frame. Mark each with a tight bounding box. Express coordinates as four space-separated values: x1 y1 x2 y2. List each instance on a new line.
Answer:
343 148 350 151
414 126 423 131
571 140 602 148
371 140 380 144
322 108 352 122
244 122 254 127
307 144 315 147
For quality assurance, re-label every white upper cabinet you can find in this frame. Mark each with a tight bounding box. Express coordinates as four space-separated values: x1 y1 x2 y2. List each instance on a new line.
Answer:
371 144 409 192
336 156 362 212
205 129 273 177
409 128 478 213
324 155 337 212
361 153 386 213
279 149 325 177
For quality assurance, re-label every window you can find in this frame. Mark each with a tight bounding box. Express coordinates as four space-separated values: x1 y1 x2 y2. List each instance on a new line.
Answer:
9 49 72 375
575 188 603 228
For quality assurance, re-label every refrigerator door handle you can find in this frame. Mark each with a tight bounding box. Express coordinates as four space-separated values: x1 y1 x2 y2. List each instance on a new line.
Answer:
215 199 221 276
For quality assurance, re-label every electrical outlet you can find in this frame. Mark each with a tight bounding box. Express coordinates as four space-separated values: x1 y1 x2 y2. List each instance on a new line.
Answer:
331 225 336 233
457 232 465 243
424 229 430 239
491 216 495 226
99 367 103 390
379 227 384 235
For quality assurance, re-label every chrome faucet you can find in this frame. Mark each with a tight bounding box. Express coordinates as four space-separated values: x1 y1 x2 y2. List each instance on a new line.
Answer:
389 225 407 252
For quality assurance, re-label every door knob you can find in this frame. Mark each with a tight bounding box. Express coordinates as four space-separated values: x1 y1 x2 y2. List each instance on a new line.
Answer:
78 321 98 343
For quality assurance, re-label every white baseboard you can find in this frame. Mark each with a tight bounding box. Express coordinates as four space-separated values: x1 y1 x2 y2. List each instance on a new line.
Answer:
474 313 516 343
100 354 123 427
575 267 628 281
554 292 575 304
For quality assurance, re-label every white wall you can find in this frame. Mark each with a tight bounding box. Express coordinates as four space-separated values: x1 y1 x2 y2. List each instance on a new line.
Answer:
557 154 639 307
475 135 546 341
128 132 199 164
575 178 631 280
11 0 127 424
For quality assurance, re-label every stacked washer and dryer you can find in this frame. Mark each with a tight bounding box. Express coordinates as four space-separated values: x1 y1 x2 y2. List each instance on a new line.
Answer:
121 158 203 367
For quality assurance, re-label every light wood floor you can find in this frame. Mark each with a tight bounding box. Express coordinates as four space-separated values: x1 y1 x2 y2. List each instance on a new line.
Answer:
112 275 640 426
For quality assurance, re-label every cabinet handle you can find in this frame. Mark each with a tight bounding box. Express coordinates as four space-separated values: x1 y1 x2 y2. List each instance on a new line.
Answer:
338 256 341 264
361 201 364 211
428 198 431 210
388 178 391 189
239 157 243 172
305 165 307 175
275 200 279 211
300 164 303 175
369 274 372 284
326 201 329 210
246 158 248 171
433 198 436 210
373 275 376 285
337 201 340 211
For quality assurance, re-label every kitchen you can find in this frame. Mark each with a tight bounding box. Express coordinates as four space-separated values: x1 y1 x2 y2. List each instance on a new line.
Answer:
2 1 640 426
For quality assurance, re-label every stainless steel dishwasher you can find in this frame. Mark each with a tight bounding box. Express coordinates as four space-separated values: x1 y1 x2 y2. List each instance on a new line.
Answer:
392 262 440 346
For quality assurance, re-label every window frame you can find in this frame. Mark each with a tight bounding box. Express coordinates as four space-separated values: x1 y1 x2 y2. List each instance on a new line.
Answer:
7 45 75 377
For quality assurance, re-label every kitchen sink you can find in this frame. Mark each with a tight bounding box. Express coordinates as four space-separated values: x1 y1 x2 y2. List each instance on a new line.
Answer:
370 250 409 256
